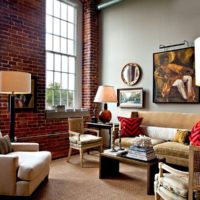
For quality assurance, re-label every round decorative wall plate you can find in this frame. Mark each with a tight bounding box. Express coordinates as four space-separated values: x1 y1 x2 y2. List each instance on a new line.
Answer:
121 63 141 86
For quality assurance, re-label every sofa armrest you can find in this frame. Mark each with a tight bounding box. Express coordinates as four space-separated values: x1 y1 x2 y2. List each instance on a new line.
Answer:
11 142 39 152
0 155 18 195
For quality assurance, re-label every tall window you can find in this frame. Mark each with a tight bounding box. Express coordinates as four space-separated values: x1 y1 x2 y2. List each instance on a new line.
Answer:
45 0 77 109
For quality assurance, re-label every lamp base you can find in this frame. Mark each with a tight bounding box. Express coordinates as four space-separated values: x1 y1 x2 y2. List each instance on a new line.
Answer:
98 103 112 123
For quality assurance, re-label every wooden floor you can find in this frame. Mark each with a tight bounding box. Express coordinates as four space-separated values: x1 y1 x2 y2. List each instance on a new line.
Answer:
2 151 155 200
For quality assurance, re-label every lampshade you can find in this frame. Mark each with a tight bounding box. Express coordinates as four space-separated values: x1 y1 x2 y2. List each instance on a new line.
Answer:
0 71 31 94
94 85 117 103
195 37 200 86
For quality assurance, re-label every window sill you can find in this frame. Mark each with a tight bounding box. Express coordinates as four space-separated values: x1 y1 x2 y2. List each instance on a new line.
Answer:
45 109 90 119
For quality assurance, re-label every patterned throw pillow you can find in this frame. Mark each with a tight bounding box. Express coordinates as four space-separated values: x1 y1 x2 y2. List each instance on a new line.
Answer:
118 116 143 137
173 129 190 144
189 121 200 146
0 135 13 154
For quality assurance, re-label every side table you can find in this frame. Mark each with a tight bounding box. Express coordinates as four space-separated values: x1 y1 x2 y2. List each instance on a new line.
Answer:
86 122 119 148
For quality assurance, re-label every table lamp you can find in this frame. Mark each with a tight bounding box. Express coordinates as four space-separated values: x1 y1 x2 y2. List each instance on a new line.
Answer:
0 71 31 141
195 37 200 86
94 85 117 123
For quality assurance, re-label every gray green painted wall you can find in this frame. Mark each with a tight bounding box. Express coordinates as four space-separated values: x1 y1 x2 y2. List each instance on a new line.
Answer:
99 0 200 122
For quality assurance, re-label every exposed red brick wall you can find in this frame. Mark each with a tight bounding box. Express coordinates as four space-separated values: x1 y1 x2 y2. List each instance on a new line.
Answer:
0 0 69 159
82 0 99 115
0 0 99 159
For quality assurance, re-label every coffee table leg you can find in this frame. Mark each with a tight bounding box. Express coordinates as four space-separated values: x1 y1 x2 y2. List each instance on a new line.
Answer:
147 162 159 195
99 155 120 179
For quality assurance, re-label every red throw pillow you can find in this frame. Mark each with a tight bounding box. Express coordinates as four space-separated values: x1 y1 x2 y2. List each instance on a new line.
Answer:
189 121 200 146
117 116 143 137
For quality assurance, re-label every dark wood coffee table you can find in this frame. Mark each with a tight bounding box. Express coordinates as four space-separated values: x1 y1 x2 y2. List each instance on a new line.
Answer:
99 152 165 195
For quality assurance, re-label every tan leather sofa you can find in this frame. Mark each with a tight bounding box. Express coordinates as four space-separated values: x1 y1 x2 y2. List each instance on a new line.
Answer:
0 142 51 196
115 111 200 167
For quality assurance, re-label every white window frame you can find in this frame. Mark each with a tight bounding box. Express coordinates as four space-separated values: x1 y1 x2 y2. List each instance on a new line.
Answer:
45 0 82 110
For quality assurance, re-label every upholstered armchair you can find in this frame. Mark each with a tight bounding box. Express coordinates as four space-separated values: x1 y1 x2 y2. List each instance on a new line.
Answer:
0 142 51 197
154 145 200 200
67 118 103 167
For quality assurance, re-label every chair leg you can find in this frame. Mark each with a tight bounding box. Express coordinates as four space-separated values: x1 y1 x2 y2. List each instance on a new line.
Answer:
67 147 72 162
188 190 193 200
155 192 160 200
80 149 84 167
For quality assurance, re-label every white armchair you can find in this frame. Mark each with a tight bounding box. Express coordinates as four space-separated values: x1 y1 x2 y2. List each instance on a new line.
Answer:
0 142 51 197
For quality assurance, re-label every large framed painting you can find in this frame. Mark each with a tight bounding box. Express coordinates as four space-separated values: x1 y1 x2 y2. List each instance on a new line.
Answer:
14 77 37 111
153 47 199 103
117 88 144 108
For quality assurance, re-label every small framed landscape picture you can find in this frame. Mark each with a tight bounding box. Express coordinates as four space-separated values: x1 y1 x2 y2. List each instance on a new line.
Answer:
117 88 144 108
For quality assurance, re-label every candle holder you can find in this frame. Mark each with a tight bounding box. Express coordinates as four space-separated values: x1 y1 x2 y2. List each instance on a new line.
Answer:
111 124 117 152
118 129 125 151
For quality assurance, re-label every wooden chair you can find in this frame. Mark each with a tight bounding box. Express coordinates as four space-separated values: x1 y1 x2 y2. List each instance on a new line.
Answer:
155 145 200 200
67 118 103 167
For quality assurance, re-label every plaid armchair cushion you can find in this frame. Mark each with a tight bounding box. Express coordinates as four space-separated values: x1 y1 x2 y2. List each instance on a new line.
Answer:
155 173 188 198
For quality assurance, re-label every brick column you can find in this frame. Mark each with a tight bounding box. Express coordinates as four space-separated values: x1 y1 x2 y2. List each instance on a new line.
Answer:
82 0 99 116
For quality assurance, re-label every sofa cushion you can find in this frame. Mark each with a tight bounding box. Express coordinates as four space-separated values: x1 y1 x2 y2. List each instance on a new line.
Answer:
115 137 165 148
144 126 177 141
153 142 189 159
70 134 102 145
118 116 143 137
0 135 12 154
8 151 51 181
155 173 188 198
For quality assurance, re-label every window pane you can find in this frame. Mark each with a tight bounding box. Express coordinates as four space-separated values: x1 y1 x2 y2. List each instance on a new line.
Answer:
46 52 54 70
61 20 67 38
54 0 60 18
46 71 53 88
68 23 74 39
62 56 68 72
54 18 60 35
61 90 67 106
69 57 75 73
68 5 75 23
46 34 52 50
69 74 74 90
61 2 67 20
46 0 53 15
54 72 61 87
54 54 61 71
61 38 67 54
53 90 61 106
68 40 74 55
62 73 68 89
53 35 60 52
46 15 53 33
46 89 53 108
68 91 74 107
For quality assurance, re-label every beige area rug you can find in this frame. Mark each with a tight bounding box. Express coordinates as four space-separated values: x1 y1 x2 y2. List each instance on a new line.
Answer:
31 151 154 200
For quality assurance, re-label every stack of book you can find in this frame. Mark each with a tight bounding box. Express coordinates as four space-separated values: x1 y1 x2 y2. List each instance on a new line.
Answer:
126 146 156 161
